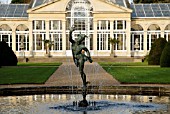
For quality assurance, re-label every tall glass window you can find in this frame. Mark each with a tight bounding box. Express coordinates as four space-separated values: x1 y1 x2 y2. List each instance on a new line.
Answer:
131 24 144 51
114 20 126 30
16 24 29 51
113 33 126 50
33 20 46 51
112 20 127 51
97 20 110 51
0 24 12 47
50 20 62 30
66 0 93 51
97 20 110 30
49 20 62 51
33 20 45 30
147 24 161 50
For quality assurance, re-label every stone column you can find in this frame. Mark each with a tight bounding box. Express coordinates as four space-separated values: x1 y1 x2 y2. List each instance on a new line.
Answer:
110 21 114 56
29 20 33 57
62 20 66 55
93 20 98 56
12 29 16 53
45 20 50 56
46 20 50 40
126 20 131 57
143 28 148 55
161 28 164 38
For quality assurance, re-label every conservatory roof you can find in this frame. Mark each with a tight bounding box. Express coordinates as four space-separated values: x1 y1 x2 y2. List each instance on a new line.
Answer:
130 3 170 18
30 0 129 8
0 0 169 18
0 4 29 18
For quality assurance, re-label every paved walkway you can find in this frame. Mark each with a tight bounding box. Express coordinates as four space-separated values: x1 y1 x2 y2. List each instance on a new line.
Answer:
0 62 120 88
45 62 120 86
1 62 170 89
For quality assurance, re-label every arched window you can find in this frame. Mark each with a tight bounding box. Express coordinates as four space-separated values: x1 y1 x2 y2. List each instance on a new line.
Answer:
0 24 12 47
165 24 170 41
66 0 93 52
148 24 160 31
147 24 161 50
131 24 143 31
131 24 144 51
16 24 29 31
165 24 170 30
16 24 29 52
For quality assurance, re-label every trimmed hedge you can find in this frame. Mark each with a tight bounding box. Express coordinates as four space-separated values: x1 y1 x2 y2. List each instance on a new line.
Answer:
160 41 170 67
0 41 18 66
148 38 167 65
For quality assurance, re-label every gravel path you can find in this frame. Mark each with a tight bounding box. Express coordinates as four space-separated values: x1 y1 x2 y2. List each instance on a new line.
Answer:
45 62 120 86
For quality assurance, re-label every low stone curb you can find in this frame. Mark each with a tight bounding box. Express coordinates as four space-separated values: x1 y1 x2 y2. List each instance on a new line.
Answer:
0 85 170 96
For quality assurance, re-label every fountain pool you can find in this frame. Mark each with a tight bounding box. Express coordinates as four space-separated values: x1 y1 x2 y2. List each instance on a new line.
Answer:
0 94 169 114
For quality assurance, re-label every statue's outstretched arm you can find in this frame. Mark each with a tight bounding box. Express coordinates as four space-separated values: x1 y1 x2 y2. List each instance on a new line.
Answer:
69 27 75 43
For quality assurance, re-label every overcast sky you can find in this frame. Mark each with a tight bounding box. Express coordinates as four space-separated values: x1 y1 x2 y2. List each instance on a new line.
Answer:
0 0 11 4
0 0 133 4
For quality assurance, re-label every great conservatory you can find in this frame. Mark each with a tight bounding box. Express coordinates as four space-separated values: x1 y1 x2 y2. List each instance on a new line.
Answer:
0 0 170 57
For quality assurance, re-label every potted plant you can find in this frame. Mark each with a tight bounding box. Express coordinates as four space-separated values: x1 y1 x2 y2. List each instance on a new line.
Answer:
109 37 119 57
43 39 54 57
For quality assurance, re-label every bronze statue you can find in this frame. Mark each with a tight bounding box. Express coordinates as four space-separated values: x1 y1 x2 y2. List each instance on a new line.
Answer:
69 26 93 107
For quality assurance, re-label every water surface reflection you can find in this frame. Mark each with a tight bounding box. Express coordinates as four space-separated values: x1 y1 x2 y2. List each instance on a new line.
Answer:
0 94 170 114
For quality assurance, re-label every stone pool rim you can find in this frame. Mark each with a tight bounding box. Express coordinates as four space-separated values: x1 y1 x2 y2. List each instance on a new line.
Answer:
0 85 170 96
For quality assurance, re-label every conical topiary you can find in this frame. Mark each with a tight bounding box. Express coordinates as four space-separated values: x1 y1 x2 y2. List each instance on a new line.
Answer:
148 38 167 65
160 41 170 67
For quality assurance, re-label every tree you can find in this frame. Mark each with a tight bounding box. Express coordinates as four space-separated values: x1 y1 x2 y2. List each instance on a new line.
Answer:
148 37 167 65
0 41 18 66
11 0 31 3
109 38 119 57
134 0 170 3
160 41 170 67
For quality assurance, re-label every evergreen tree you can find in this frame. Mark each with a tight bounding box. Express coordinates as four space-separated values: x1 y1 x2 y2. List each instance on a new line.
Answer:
11 0 31 3
148 38 167 65
134 0 170 3
160 41 170 67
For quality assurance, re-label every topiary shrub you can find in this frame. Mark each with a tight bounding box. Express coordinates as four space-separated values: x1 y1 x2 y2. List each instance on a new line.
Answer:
0 41 18 66
148 37 167 65
160 41 170 67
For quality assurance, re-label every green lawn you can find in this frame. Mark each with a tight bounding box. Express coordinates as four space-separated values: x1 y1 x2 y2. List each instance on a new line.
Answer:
99 62 149 66
17 62 61 66
0 62 62 84
100 62 170 84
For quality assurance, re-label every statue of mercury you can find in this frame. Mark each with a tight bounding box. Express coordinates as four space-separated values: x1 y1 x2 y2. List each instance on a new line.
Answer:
69 26 93 89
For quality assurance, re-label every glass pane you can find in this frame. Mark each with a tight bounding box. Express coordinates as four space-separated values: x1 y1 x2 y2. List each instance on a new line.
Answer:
159 4 168 11
162 11 170 17
115 0 125 7
22 5 29 17
151 4 160 11
0 4 8 17
135 5 145 17
143 4 154 17
6 5 16 17
34 0 44 7
14 5 25 17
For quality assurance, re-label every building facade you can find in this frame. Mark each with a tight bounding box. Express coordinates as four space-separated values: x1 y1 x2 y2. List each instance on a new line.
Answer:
0 0 170 57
